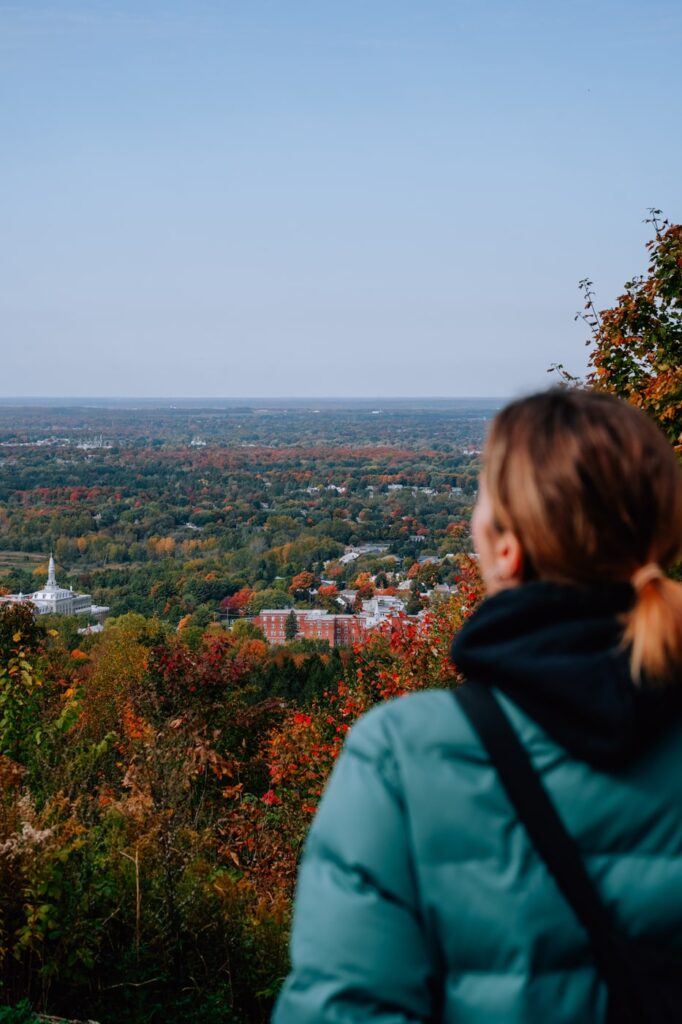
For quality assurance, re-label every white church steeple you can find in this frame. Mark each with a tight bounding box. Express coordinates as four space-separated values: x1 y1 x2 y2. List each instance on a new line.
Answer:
0 551 108 621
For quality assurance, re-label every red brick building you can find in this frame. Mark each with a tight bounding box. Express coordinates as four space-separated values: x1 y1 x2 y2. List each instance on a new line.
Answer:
253 609 367 648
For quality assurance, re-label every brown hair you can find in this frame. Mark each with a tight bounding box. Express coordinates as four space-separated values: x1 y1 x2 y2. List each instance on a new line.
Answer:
484 388 682 684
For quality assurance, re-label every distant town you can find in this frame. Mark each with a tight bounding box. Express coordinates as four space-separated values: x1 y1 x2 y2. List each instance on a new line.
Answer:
0 400 488 645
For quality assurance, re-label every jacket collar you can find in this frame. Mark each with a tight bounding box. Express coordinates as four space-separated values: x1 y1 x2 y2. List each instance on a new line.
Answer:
450 581 682 770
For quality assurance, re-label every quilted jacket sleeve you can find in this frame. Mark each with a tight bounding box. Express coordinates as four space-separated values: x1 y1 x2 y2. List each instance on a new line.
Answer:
272 704 436 1023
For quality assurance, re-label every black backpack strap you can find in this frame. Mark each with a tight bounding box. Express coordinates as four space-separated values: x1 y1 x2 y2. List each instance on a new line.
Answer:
453 681 623 983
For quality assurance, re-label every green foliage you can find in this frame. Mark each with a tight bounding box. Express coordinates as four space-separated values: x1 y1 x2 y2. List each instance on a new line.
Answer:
246 589 293 616
45 614 82 651
0 1002 38 1023
0 638 42 761
0 605 44 663
230 619 265 641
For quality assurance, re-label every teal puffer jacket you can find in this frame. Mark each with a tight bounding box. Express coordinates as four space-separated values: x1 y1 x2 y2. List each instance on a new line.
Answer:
273 686 682 1023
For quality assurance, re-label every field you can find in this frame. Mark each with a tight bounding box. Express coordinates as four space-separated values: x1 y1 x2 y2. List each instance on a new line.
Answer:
0 550 43 570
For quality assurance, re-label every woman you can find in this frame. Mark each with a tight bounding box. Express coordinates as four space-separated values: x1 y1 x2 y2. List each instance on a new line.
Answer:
273 388 682 1023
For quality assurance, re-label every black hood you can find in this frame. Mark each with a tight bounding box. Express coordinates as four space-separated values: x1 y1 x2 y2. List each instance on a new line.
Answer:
449 581 682 771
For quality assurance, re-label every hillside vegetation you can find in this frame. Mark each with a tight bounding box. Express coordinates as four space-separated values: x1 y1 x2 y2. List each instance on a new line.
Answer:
0 570 479 1023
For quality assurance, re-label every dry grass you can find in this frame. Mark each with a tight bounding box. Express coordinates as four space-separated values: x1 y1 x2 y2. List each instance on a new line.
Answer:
38 1017 101 1024
0 550 43 570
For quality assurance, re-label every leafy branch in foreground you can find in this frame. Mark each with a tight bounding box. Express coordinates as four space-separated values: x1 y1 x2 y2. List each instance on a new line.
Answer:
573 210 681 447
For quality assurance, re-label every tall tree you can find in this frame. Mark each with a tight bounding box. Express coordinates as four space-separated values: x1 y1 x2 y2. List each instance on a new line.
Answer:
285 610 299 642
576 210 682 449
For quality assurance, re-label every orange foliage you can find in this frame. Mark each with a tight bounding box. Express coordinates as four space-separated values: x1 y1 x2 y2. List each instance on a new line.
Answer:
221 588 254 615
288 571 316 595
261 558 483 895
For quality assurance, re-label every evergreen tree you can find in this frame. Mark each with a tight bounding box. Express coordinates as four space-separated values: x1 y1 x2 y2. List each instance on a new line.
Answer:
285 609 299 641
406 583 423 616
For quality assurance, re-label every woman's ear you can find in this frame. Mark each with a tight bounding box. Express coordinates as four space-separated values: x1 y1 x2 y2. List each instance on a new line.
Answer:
472 481 525 594
492 528 524 587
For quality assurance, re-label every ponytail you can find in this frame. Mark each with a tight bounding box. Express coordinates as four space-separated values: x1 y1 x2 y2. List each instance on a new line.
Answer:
625 567 682 685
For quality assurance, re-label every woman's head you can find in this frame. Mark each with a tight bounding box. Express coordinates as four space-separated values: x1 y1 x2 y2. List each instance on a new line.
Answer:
475 388 682 682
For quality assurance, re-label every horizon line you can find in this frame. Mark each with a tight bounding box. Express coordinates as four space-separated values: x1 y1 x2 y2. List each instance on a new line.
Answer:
0 394 509 401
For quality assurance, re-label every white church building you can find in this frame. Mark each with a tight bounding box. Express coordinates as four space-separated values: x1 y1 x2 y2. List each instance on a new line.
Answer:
0 555 109 619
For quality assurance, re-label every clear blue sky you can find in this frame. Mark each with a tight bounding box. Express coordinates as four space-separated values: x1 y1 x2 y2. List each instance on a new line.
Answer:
1 0 680 398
